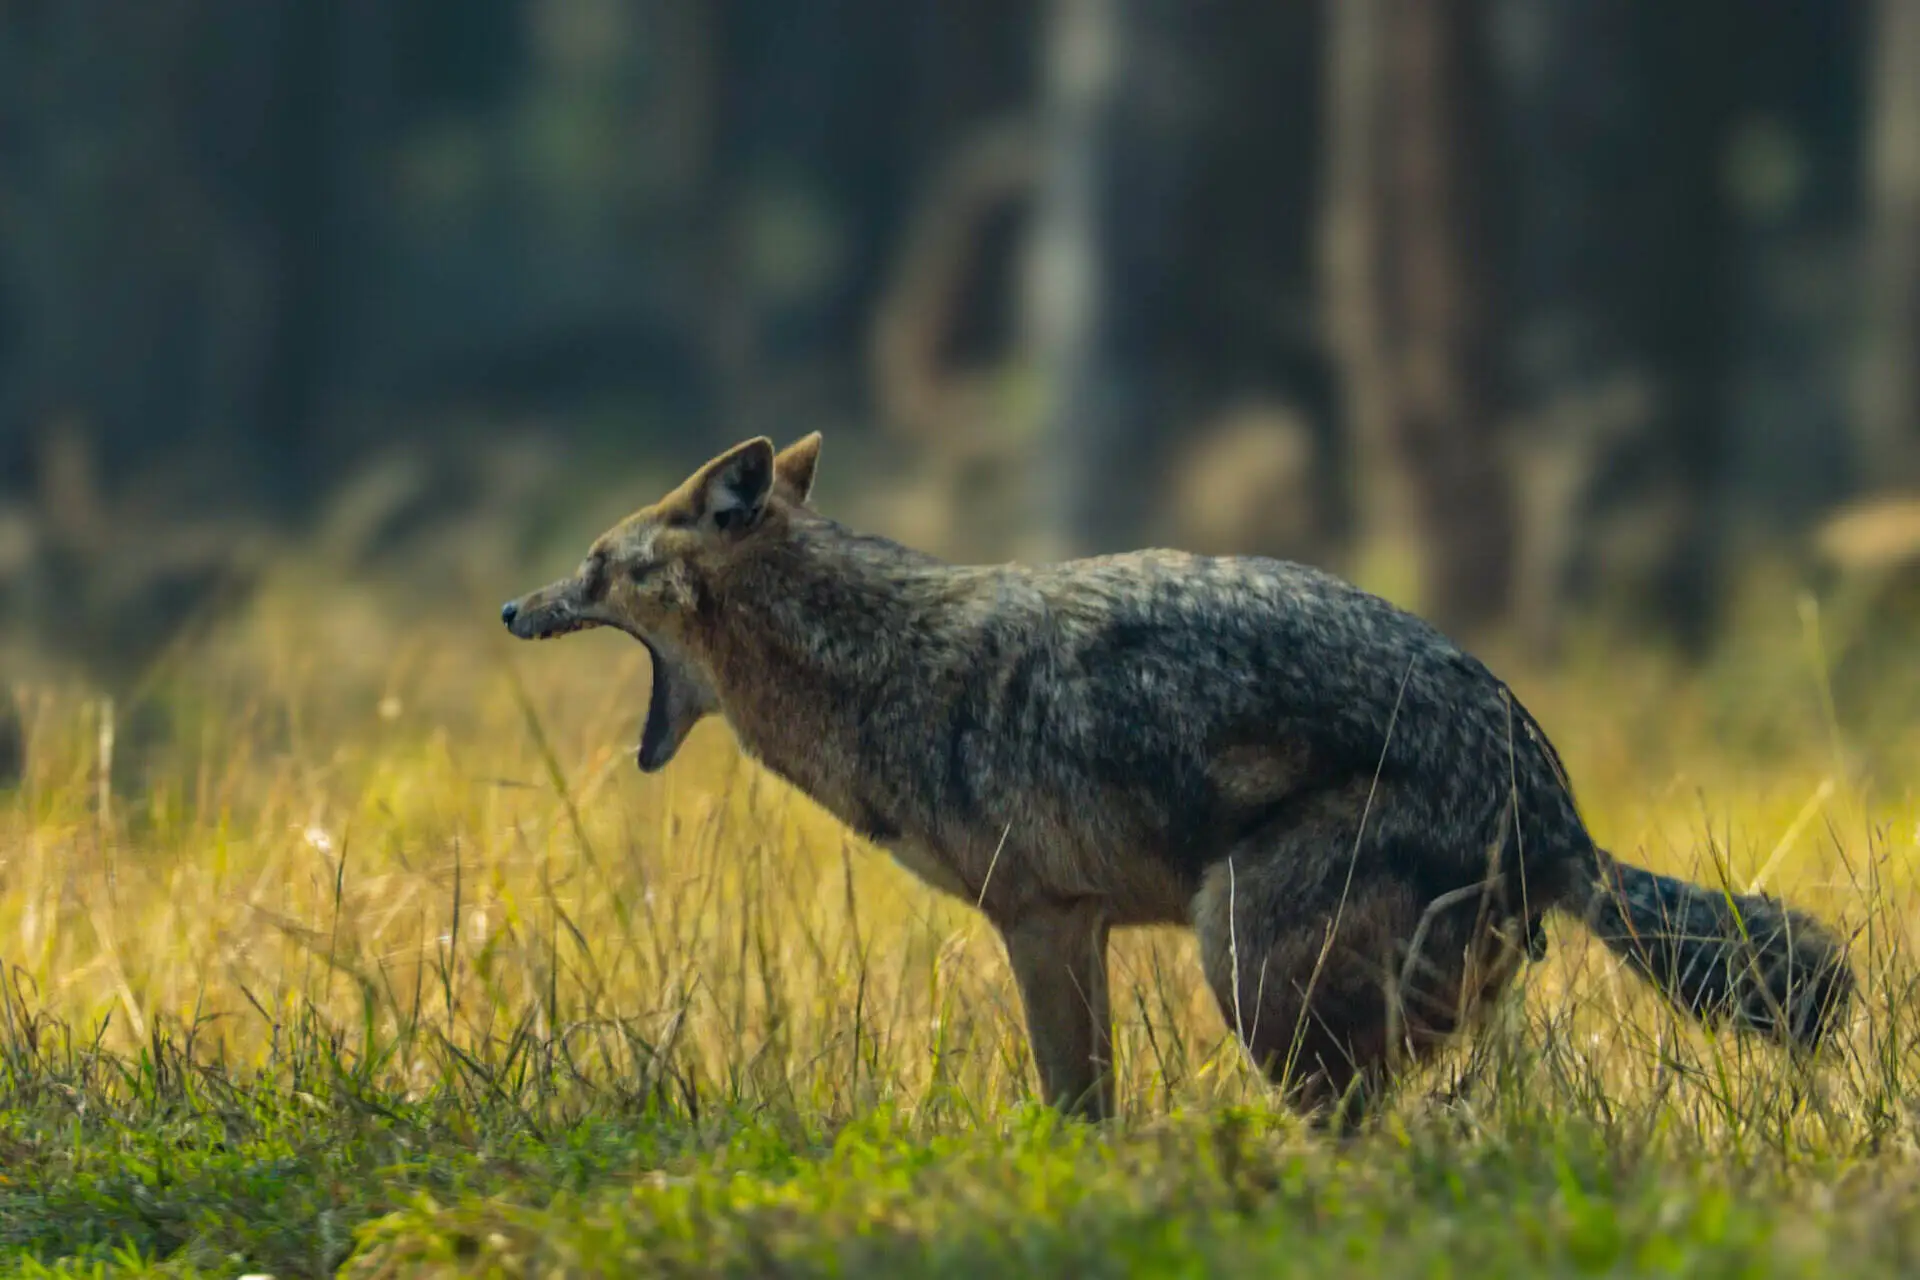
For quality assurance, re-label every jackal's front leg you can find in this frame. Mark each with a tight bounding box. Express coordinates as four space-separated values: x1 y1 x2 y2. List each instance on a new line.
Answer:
999 902 1114 1121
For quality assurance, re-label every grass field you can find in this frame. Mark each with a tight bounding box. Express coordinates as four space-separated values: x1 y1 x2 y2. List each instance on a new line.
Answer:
5 553 1920 1277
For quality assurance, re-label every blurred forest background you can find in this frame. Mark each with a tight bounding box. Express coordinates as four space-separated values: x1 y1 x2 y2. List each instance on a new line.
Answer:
2 0 1918 696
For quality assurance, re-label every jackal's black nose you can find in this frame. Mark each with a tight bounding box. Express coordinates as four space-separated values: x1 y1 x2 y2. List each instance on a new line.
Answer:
500 600 519 627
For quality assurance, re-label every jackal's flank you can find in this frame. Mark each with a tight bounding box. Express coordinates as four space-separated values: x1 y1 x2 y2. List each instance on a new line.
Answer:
503 434 1854 1122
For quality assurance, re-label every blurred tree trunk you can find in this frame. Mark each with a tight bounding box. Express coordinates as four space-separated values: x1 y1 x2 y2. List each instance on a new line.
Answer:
1026 0 1197 557
1628 0 1737 652
1860 0 1920 488
1324 0 1514 638
261 0 396 503
1025 0 1341 565
1494 0 1740 656
0 0 223 496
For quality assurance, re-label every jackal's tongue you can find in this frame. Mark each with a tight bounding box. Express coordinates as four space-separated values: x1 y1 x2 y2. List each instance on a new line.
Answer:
637 640 674 773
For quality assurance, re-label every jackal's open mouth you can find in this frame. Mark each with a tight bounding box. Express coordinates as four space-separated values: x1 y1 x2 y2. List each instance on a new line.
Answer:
637 638 674 773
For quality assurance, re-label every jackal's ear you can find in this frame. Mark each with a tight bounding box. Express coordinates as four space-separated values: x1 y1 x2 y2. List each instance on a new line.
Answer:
773 432 822 505
694 436 776 532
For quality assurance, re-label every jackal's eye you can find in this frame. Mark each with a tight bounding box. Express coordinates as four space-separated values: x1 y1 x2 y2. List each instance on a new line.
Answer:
627 561 658 585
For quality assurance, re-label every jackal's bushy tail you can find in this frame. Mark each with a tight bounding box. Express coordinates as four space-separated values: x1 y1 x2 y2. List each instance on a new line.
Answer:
1571 850 1854 1050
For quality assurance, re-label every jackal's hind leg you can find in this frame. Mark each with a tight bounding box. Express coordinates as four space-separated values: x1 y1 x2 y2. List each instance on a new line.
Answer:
1191 855 1525 1129
999 901 1115 1121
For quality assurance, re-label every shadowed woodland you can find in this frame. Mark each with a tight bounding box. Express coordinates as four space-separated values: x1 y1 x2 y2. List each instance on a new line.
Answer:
2 0 1916 688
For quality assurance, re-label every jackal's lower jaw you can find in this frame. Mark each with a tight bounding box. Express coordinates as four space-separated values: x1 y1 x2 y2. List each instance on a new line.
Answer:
634 637 683 773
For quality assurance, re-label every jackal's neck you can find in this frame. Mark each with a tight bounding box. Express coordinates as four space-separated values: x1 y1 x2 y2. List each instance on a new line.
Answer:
691 513 976 800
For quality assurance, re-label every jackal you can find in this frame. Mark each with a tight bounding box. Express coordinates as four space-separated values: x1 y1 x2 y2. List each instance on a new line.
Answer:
502 434 1853 1124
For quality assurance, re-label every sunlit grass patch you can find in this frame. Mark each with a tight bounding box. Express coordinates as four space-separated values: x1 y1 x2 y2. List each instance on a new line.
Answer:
3 563 1920 1275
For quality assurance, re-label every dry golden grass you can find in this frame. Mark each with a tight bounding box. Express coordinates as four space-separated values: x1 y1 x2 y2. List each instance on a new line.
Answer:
8 551 1920 1274
3 556 1911 1119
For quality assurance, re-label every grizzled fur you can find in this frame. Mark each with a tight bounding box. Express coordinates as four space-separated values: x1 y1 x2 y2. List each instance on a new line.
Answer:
504 435 1854 1124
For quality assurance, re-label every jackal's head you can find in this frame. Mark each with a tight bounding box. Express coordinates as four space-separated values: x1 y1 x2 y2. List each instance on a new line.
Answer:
499 433 821 772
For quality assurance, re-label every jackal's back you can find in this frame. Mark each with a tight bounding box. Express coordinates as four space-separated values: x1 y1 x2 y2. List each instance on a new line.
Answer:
989 550 1581 883
725 525 1589 915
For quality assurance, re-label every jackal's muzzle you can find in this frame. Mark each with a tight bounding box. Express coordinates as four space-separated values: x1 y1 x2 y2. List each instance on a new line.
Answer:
500 580 594 642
